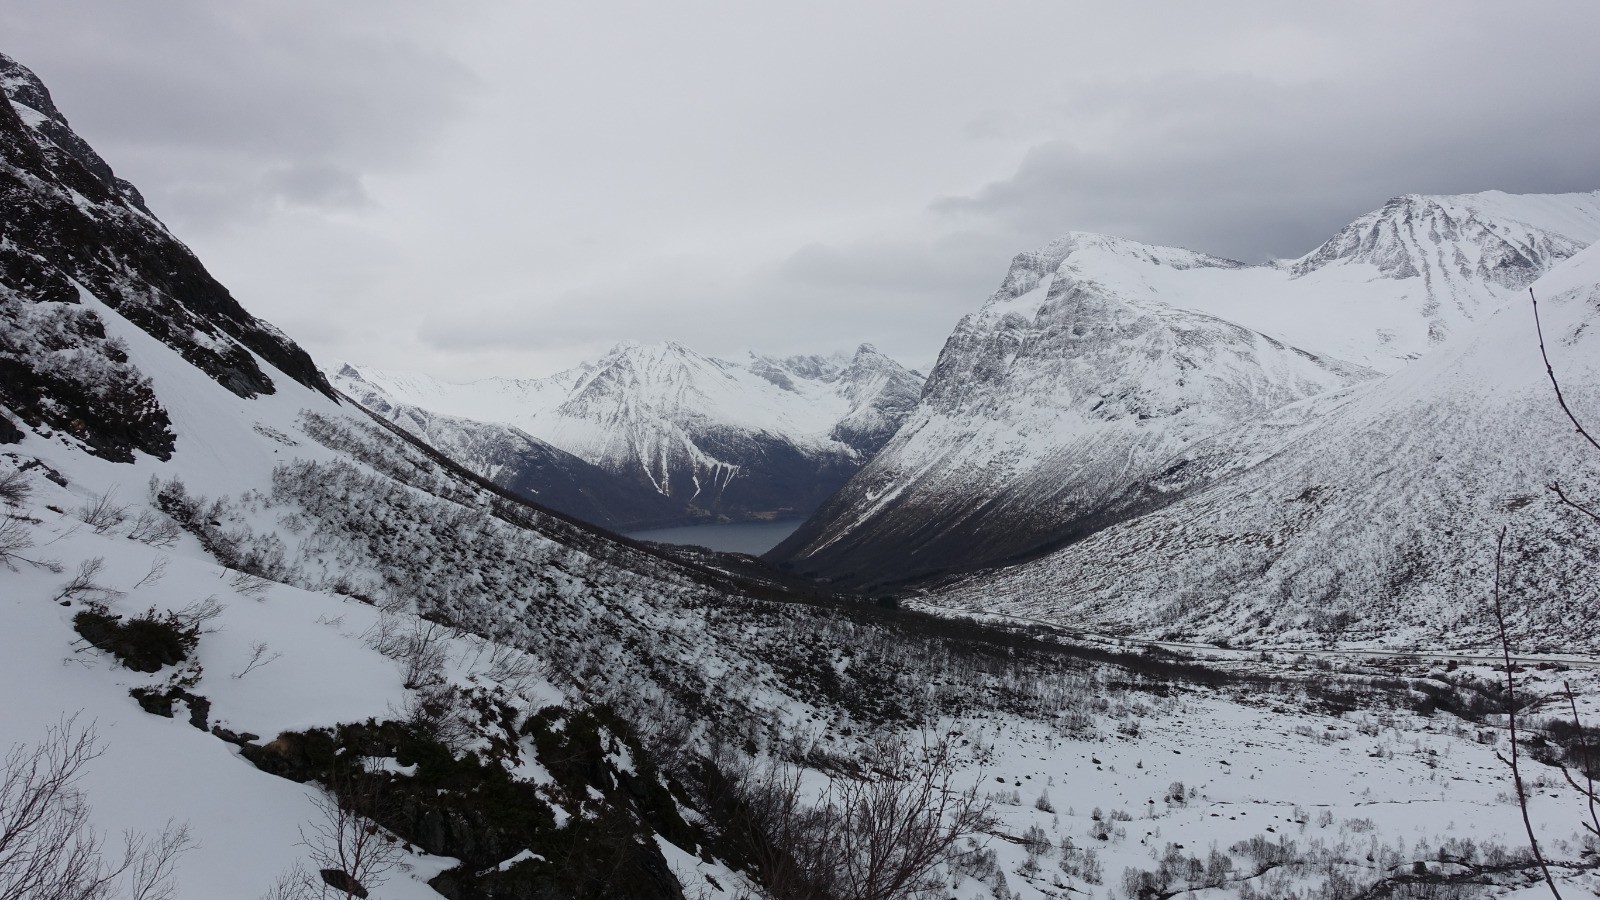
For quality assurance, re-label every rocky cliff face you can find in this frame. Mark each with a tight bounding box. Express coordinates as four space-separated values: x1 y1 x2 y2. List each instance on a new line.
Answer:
0 53 331 462
771 192 1600 590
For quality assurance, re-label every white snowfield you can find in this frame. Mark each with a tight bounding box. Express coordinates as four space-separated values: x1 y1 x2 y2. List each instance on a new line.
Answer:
1 281 768 897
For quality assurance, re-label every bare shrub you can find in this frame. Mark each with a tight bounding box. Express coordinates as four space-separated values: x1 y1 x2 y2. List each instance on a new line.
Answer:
479 639 547 696
131 557 168 590
233 642 284 680
52 557 118 604
297 775 402 900
721 733 995 900
0 474 58 572
228 570 274 599
391 684 473 755
1034 789 1055 813
0 469 29 508
0 716 193 899
125 510 180 548
366 616 448 690
76 490 129 535
170 597 224 634
0 510 54 572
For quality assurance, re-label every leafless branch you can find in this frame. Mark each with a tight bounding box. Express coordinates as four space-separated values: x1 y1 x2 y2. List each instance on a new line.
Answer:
125 510 181 548
170 596 224 634
1531 288 1600 454
720 732 995 900
132 556 169 590
298 773 402 900
1549 483 1600 528
1561 682 1600 840
1491 525 1563 900
233 641 284 680
51 557 118 604
0 715 193 900
228 569 275 599
76 489 129 535
0 469 29 507
0 511 60 572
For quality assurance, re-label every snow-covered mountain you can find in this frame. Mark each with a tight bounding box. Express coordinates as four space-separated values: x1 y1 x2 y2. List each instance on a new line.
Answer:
10 48 1600 900
334 340 923 528
333 364 686 530
771 191 1600 589
924 242 1600 650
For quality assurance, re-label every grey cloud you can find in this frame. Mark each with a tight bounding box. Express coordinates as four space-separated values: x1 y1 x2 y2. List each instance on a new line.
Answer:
2 1 478 230
416 232 1012 369
935 68 1600 262
6 2 1600 383
261 163 370 210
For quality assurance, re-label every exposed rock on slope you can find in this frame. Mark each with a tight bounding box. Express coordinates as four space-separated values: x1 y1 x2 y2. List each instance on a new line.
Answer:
772 192 1600 590
335 341 923 528
925 243 1600 650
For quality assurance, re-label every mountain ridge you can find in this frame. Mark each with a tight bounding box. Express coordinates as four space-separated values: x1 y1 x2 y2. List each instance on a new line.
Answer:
770 188 1600 590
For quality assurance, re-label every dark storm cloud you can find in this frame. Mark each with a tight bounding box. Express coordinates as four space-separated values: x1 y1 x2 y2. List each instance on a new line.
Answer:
2 1 476 231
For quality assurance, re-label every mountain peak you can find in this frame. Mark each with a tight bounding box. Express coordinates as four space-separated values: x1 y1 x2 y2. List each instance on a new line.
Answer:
1292 188 1600 284
987 232 1247 312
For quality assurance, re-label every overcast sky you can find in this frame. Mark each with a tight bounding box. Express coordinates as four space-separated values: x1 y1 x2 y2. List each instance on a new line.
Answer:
5 1 1599 378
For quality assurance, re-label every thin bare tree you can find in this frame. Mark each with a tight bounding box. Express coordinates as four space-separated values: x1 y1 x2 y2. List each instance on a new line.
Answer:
0 715 193 900
297 774 402 900
1489 526 1562 900
723 732 994 900
1502 287 1600 900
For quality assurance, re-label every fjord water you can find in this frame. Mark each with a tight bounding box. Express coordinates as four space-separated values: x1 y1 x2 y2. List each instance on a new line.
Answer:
627 519 804 554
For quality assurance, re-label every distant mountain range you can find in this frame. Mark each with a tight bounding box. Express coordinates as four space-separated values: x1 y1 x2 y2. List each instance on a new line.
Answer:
333 341 923 531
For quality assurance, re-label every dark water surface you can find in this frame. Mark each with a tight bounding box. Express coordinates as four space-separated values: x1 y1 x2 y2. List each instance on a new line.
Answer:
626 519 804 555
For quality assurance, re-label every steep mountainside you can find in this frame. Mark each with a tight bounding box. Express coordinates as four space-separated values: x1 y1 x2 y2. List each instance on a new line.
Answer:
335 341 923 527
0 53 331 464
924 243 1600 651
772 192 1600 588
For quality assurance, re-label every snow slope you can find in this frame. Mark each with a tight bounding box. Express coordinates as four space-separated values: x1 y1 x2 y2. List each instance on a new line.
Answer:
335 341 923 525
924 242 1600 651
773 191 1600 590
